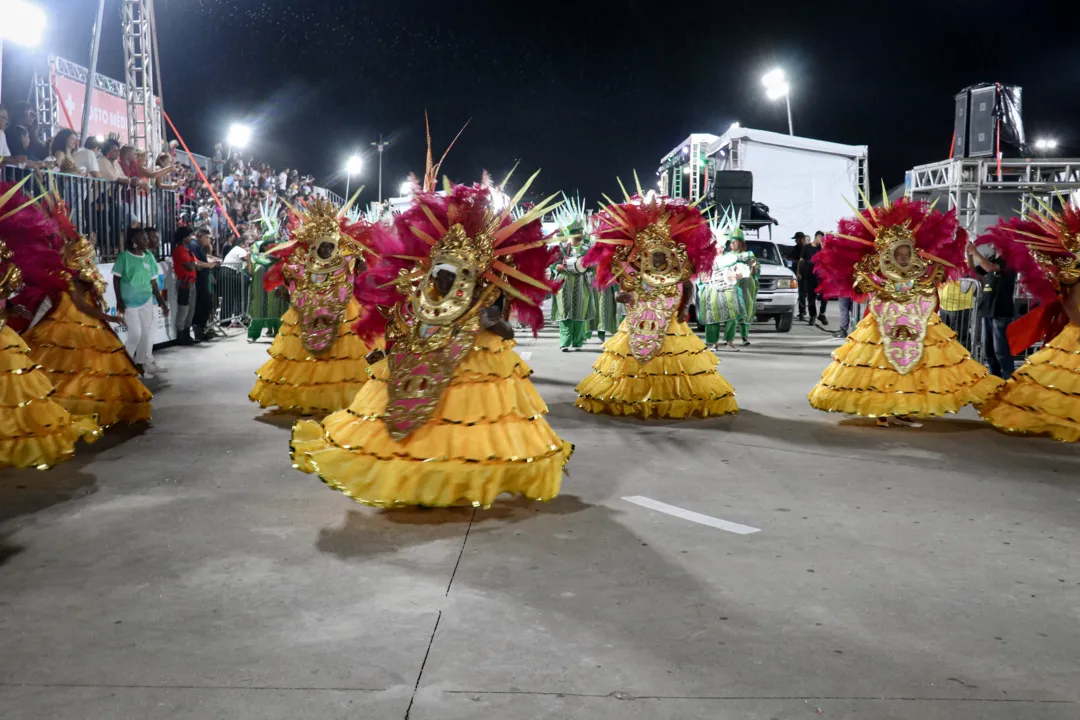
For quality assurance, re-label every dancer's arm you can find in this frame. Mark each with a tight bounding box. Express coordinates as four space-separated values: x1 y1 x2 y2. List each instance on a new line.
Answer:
677 281 692 323
1065 283 1080 327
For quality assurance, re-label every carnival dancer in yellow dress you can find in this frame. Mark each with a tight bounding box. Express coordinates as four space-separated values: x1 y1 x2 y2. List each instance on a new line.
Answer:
976 198 1080 441
291 171 573 507
0 181 100 469
574 188 738 419
24 191 152 426
249 197 386 415
808 196 1002 427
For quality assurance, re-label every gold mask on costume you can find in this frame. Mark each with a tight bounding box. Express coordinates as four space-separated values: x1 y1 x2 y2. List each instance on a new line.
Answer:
636 221 689 290
412 222 492 326
289 200 356 355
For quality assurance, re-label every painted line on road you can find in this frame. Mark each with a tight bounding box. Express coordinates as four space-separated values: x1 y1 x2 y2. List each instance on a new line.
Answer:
622 496 761 535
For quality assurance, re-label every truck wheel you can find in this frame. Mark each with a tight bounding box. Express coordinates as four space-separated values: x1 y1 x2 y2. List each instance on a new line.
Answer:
775 312 793 333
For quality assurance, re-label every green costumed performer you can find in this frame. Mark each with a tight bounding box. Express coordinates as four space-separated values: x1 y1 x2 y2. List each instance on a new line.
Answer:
247 198 291 342
551 194 597 351
699 209 759 351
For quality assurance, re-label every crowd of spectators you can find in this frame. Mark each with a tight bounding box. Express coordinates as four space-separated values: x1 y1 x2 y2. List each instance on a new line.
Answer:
1 99 317 257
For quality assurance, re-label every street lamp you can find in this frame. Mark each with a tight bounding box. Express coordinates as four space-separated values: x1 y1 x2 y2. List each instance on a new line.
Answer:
226 123 251 160
1033 138 1059 153
370 134 390 203
762 68 793 136
344 154 363 200
398 180 413 197
0 0 47 105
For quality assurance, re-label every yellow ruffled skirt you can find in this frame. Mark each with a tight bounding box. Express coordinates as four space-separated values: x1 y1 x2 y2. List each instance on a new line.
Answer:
574 318 738 419
0 325 101 469
978 323 1080 441
809 312 1003 418
290 330 573 507
26 293 152 426
249 299 373 415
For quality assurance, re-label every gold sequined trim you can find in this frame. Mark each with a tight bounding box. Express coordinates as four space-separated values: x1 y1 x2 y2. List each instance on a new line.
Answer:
827 356 981 372
575 390 736 404
0 364 40 375
345 408 544 426
252 374 372 388
813 374 997 396
586 367 720 379
33 342 127 354
313 426 567 464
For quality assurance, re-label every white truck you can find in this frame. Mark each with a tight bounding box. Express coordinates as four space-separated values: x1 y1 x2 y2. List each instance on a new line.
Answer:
744 239 798 332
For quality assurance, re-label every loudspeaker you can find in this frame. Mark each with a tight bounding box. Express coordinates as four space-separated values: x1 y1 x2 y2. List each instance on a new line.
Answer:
968 85 997 158
712 170 753 218
953 91 969 158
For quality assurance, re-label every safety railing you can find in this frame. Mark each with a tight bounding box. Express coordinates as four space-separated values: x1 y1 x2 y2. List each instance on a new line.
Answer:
1 165 183 261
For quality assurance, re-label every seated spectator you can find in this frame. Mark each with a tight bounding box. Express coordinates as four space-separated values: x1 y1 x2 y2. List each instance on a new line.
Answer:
49 129 82 174
73 135 102 177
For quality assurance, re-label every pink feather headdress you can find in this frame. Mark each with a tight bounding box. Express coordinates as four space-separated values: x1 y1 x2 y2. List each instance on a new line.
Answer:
353 177 562 342
814 197 965 300
583 190 715 289
0 179 66 332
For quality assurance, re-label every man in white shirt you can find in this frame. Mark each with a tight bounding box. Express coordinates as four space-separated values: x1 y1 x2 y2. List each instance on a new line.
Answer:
223 239 251 270
72 136 101 177
278 169 288 191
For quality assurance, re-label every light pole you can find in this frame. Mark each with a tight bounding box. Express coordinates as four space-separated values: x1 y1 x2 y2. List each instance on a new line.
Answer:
226 122 251 161
344 155 363 200
370 134 389 203
762 68 793 136
0 0 47 104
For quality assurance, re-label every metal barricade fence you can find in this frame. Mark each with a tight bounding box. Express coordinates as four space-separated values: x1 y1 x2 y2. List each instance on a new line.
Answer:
211 263 251 329
1 166 181 261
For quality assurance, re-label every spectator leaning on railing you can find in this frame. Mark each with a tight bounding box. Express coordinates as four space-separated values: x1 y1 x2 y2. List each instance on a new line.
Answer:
73 135 101 178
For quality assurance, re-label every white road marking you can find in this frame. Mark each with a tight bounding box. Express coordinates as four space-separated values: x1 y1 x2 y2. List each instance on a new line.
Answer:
622 496 761 535
519 351 532 361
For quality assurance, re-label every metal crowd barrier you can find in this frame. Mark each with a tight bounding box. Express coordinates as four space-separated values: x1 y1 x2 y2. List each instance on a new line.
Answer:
1 166 182 261
212 263 251 329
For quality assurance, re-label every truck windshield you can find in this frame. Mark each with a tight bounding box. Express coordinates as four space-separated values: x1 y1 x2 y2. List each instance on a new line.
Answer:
744 240 782 265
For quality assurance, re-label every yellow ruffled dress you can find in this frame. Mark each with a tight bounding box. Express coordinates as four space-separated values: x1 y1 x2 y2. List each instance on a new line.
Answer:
809 312 1003 417
978 323 1080 441
290 330 573 507
249 297 374 415
575 317 738 419
26 293 152 426
0 324 101 469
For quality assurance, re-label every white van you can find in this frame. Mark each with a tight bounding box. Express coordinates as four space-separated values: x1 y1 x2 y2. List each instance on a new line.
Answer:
745 239 798 332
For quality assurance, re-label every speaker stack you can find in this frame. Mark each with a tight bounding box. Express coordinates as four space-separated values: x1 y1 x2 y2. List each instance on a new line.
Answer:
952 84 1026 159
711 170 753 219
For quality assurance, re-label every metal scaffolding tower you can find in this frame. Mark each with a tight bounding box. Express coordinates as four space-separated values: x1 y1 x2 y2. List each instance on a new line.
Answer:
32 72 58 142
907 158 1080 233
122 0 161 152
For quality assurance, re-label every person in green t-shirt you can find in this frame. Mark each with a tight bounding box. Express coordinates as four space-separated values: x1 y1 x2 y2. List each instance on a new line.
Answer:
113 227 169 378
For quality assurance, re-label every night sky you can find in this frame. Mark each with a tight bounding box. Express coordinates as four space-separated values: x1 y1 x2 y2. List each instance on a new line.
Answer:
5 0 1079 206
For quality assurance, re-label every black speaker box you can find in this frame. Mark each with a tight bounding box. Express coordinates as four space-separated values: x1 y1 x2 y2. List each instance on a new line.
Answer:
712 171 753 217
